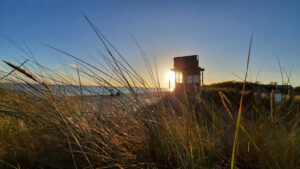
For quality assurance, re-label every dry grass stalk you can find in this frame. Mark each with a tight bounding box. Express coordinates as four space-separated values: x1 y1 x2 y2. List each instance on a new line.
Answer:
25 82 49 97
3 60 53 94
0 59 28 81
219 91 234 120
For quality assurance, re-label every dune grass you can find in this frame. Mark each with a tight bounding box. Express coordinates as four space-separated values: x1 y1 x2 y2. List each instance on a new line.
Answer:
1 16 300 169
1 83 299 169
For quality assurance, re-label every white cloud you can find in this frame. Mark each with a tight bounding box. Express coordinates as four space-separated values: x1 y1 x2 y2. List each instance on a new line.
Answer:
69 64 78 69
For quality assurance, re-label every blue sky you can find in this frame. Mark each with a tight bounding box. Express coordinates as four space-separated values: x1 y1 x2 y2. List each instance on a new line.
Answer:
1 0 299 87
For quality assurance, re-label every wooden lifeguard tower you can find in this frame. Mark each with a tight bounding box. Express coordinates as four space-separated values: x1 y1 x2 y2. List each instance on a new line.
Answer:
171 55 205 95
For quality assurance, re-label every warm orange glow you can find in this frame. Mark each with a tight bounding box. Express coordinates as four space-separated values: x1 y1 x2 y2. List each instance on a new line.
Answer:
166 71 175 91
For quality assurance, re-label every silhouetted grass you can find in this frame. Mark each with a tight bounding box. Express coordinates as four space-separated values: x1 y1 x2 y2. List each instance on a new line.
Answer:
0 16 299 169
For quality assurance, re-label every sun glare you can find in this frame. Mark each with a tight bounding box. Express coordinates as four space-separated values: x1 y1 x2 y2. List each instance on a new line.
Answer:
166 71 175 91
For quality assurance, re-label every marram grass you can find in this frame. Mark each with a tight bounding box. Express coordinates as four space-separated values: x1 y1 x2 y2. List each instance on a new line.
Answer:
0 17 299 169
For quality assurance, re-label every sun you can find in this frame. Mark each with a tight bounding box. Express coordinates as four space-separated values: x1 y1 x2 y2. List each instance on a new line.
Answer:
166 71 175 91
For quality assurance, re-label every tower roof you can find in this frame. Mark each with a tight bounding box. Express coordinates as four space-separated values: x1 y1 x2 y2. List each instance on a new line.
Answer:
173 55 203 71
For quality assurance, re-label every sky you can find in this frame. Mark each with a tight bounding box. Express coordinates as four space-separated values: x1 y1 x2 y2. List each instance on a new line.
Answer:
0 0 300 87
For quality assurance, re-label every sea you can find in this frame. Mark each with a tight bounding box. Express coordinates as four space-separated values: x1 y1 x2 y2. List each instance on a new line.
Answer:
0 83 163 96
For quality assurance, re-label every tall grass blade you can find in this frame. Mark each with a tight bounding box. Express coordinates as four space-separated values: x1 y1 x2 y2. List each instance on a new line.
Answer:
231 36 252 169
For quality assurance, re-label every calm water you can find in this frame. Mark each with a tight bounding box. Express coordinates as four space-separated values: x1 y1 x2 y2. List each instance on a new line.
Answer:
0 83 162 96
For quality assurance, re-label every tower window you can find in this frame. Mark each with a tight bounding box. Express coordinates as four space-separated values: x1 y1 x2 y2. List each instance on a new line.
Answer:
187 75 200 83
